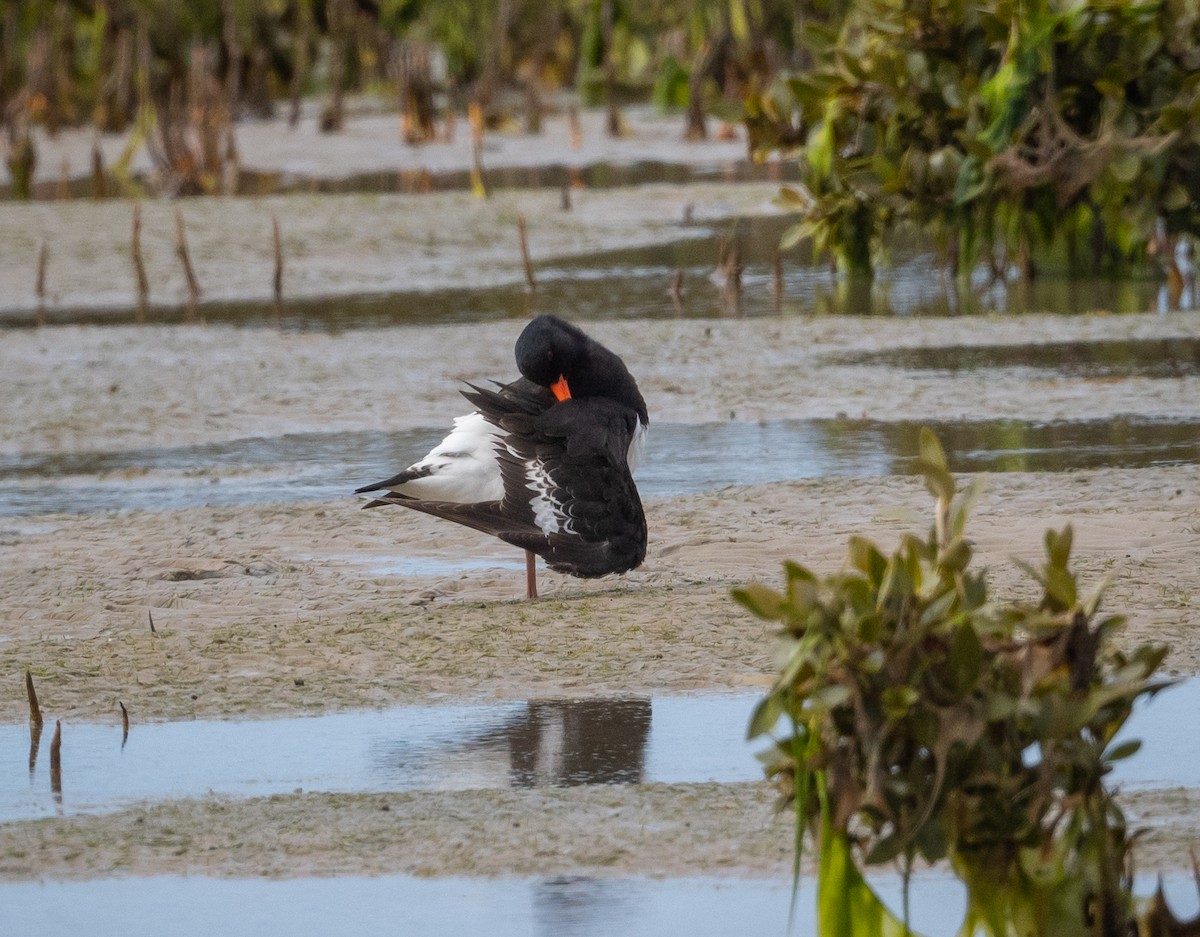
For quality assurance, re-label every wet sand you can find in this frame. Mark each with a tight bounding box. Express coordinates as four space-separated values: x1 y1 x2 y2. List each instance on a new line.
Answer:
2 106 1198 885
3 784 1196 881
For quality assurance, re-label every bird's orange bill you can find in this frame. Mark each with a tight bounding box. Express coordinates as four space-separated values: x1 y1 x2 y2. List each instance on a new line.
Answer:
551 375 572 401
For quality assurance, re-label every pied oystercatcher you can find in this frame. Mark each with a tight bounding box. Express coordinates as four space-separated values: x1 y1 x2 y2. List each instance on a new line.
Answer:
356 315 649 598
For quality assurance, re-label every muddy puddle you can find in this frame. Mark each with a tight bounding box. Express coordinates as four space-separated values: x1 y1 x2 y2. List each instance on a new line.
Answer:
3 415 1198 519
6 211 1190 327
5 680 1196 824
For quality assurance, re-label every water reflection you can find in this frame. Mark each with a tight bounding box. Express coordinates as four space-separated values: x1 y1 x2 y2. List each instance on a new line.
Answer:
2 415 1197 517
446 699 652 788
533 877 639 937
375 699 652 789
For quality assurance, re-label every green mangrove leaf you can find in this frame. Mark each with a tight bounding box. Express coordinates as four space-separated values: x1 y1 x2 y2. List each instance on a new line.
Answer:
1042 564 1078 611
817 795 922 937
747 691 786 740
808 118 836 181
1103 739 1142 763
732 582 786 620
918 426 948 470
849 535 887 584
814 684 853 710
882 685 919 721
777 185 810 208
937 536 973 573
1045 525 1074 570
780 220 813 251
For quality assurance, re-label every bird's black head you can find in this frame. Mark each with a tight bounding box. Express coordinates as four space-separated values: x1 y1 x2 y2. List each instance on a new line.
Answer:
514 315 588 388
514 315 648 424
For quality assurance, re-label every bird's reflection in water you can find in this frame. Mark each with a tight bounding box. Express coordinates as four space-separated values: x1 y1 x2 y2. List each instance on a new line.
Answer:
377 698 652 790
493 699 652 788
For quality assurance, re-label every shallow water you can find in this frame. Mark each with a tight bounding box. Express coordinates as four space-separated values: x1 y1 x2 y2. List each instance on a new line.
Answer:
8 869 1199 937
0 872 961 937
6 157 787 203
834 335 1200 378
6 210 1187 327
4 680 1195 824
2 415 1197 518
3 695 754 822
236 157 793 198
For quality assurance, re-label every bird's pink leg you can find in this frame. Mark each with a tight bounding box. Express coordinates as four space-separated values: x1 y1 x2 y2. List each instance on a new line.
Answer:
525 550 538 599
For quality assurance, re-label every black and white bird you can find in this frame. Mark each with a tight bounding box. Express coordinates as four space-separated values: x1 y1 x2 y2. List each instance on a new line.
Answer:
355 315 649 598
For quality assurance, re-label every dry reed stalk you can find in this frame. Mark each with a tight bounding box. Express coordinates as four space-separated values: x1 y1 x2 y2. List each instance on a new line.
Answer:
28 720 42 779
468 100 488 198
224 127 240 195
35 241 48 304
773 250 784 313
50 719 62 799
271 213 283 320
132 203 149 320
174 207 202 317
120 701 130 746
517 214 536 290
56 154 69 200
25 669 43 729
91 143 107 198
149 609 156 634
568 104 582 149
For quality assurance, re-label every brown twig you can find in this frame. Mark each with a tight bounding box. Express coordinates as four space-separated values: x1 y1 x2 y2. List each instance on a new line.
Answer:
25 668 43 729
57 154 70 200
773 250 784 314
517 214 536 291
149 609 157 634
224 127 240 195
28 718 42 779
271 213 284 319
91 143 107 199
120 701 130 747
174 207 202 317
568 105 582 150
50 719 62 802
132 203 149 320
35 241 48 305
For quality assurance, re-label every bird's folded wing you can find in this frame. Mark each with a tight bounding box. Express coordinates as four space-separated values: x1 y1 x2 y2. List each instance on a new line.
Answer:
378 380 646 578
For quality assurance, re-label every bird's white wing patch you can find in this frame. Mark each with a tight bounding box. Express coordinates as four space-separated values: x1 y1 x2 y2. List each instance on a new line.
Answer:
396 411 505 503
523 457 572 535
